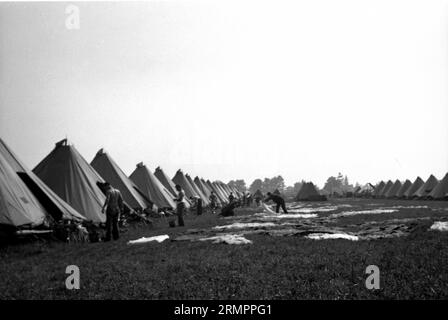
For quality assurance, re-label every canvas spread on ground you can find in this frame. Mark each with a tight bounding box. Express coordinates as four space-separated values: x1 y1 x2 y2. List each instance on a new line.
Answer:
1 1 448 301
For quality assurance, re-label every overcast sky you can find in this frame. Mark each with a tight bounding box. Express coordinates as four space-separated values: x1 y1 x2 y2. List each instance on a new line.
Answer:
1 0 447 188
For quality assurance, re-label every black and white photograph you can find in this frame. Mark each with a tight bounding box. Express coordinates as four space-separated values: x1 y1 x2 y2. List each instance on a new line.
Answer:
0 0 448 306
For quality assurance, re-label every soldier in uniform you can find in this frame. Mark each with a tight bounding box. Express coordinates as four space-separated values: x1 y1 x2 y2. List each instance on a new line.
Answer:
101 182 124 241
264 192 288 213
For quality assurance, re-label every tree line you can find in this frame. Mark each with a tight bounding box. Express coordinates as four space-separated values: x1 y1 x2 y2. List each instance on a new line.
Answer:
228 172 357 197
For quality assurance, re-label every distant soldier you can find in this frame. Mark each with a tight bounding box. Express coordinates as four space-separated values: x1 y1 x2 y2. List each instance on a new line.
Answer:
174 184 186 227
209 191 218 213
264 192 288 213
228 192 235 203
101 182 124 241
191 196 203 215
254 194 262 207
241 193 246 207
247 193 253 207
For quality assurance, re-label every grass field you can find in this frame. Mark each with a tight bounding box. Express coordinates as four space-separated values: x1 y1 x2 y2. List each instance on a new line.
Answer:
1 198 448 299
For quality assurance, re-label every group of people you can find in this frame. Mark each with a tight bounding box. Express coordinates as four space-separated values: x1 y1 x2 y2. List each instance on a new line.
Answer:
100 182 288 241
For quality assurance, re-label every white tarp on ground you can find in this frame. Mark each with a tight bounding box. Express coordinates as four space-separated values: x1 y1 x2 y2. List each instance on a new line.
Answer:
214 222 276 230
262 203 276 214
430 221 448 231
330 209 398 218
306 233 359 241
199 234 252 245
260 203 317 218
287 206 338 213
255 213 318 219
128 235 169 244
385 206 429 209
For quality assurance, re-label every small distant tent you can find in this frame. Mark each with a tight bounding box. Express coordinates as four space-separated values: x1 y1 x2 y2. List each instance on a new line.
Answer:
216 182 230 199
129 163 176 209
428 173 448 200
385 180 402 198
172 170 200 200
222 183 232 198
154 167 177 196
91 149 151 210
33 140 107 223
412 175 438 199
396 180 412 198
273 189 281 196
225 184 236 197
361 183 375 194
186 174 209 205
0 138 85 225
295 182 326 201
355 183 374 197
194 177 212 199
373 181 386 198
198 178 220 205
378 180 393 198
403 177 424 198
207 180 227 204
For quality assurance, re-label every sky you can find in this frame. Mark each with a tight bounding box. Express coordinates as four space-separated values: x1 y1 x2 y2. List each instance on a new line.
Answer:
1 0 448 188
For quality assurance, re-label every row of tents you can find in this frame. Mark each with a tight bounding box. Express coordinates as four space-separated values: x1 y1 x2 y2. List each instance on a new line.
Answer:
0 138 243 229
358 174 448 200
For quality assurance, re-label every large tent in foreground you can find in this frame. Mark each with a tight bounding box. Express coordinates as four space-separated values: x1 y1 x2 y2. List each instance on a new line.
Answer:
428 173 448 200
0 138 85 227
129 163 176 209
91 149 151 210
396 180 412 198
295 182 325 201
1 145 49 228
33 140 106 223
403 177 424 198
412 175 438 199
385 180 402 198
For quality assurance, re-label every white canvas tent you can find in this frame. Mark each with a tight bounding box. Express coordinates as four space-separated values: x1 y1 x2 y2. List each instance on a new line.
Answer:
0 138 85 225
91 149 151 210
403 177 424 198
33 140 106 223
172 170 200 200
385 180 402 198
412 175 438 199
0 147 49 227
186 174 209 205
129 163 176 209
154 166 177 196
428 173 448 200
396 180 412 198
